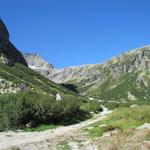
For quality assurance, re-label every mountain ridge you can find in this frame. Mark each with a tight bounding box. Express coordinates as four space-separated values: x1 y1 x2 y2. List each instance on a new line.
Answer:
23 53 54 76
24 45 150 101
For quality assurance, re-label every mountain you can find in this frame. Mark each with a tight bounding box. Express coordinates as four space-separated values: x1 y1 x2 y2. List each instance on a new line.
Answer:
0 19 92 131
25 45 150 101
23 53 54 76
0 18 73 95
0 19 27 66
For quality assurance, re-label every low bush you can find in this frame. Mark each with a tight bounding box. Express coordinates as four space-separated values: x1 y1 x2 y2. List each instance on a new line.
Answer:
80 100 102 113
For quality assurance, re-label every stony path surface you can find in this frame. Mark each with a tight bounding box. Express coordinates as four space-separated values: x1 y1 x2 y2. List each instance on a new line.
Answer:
0 111 110 150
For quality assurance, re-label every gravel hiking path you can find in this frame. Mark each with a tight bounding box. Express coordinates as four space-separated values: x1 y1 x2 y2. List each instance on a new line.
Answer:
0 106 111 150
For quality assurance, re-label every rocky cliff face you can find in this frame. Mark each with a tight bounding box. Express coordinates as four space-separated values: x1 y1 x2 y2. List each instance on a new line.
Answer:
48 45 150 83
0 18 27 66
23 53 54 76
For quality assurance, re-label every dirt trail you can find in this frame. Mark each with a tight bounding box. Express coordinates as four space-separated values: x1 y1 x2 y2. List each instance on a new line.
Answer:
0 111 110 150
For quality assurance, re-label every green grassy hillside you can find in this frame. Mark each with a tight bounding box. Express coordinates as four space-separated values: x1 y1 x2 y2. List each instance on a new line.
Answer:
86 70 150 101
0 63 76 95
84 105 150 137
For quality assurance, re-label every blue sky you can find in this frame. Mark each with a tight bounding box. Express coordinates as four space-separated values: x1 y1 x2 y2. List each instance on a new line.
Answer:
1 0 150 68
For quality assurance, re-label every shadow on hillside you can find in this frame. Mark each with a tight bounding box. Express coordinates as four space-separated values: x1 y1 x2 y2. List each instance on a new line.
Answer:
61 83 79 93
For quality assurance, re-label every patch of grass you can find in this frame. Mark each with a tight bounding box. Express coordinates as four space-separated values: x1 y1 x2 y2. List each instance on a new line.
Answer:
24 124 58 132
11 147 20 150
85 105 150 138
0 63 74 95
58 141 71 150
87 70 150 102
101 99 150 110
80 100 102 113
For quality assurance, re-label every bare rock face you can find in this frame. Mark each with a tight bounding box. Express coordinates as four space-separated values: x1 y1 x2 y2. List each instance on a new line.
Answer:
23 53 54 76
0 18 27 66
0 18 9 40
47 45 150 84
25 45 150 86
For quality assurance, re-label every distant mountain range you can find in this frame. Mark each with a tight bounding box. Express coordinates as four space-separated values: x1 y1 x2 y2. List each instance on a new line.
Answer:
24 45 150 101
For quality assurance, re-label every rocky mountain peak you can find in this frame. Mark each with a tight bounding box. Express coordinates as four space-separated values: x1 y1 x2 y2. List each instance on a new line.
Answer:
0 19 27 66
23 53 54 76
0 18 9 40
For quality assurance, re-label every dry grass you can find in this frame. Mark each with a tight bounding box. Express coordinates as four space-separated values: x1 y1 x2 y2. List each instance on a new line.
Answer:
94 129 150 150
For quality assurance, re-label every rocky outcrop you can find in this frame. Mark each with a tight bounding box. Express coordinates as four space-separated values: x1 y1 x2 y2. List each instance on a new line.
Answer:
23 53 54 76
0 79 22 94
0 18 27 66
48 64 101 83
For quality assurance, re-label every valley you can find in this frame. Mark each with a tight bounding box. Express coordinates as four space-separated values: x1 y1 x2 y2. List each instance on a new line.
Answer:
0 18 150 150
24 45 150 102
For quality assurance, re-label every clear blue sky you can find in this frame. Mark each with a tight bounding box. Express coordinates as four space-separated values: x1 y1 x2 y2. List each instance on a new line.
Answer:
1 0 150 68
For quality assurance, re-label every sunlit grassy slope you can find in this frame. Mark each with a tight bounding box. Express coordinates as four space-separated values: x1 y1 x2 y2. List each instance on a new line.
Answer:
85 105 150 138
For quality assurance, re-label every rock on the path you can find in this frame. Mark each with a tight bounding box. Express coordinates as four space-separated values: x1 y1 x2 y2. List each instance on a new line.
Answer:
136 123 150 130
69 142 79 150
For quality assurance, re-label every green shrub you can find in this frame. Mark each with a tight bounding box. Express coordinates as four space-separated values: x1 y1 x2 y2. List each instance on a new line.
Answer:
80 100 102 113
0 91 86 131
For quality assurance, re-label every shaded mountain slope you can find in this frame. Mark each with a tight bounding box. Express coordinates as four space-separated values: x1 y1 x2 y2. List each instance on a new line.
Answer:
0 18 75 96
0 18 27 66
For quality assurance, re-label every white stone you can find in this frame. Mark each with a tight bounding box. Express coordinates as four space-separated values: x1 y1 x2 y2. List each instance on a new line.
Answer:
99 124 107 127
88 97 94 100
56 93 62 101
